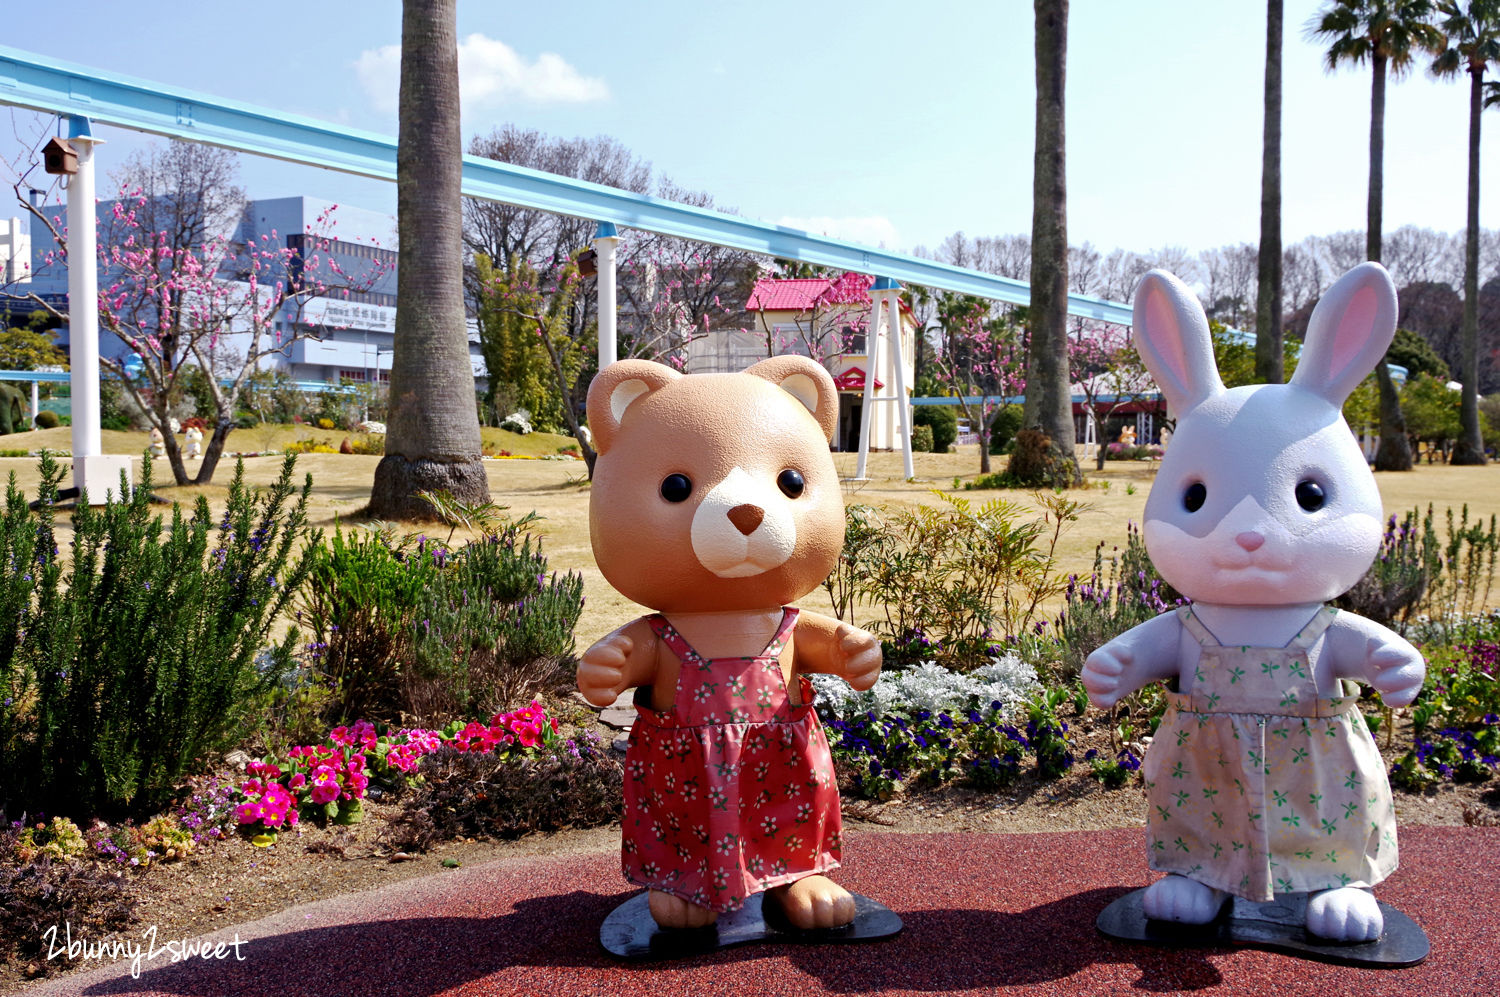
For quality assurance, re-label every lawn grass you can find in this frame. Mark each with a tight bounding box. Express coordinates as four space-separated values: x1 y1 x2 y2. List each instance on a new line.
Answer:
0 440 1492 647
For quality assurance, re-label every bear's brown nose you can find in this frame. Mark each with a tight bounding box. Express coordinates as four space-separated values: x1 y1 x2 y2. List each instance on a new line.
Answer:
727 504 764 536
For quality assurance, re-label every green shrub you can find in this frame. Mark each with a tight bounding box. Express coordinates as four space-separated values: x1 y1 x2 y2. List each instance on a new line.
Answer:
409 526 584 718
0 452 314 816
987 405 1025 455
1056 522 1184 680
300 528 442 723
33 410 59 430
1336 510 1440 629
826 493 1080 670
1004 428 1078 488
301 518 585 724
912 406 957 453
911 424 934 454
1338 505 1498 637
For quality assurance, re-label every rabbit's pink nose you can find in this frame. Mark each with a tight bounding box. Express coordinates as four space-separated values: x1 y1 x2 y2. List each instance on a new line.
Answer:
1236 531 1265 552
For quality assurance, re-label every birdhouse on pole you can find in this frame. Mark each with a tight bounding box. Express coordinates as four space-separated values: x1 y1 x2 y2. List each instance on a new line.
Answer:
42 136 79 176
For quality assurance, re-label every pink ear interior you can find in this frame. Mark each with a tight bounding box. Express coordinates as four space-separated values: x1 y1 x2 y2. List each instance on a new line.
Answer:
1142 286 1191 397
1326 286 1376 384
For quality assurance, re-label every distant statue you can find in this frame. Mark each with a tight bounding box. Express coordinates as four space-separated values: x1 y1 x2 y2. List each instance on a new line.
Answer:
1118 424 1137 447
185 425 204 460
149 426 166 459
1158 425 1172 451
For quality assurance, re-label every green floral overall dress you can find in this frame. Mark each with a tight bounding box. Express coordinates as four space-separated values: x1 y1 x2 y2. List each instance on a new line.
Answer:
1143 605 1398 901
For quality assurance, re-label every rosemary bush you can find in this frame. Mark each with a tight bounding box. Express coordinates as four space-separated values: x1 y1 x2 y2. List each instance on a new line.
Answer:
299 528 443 722
409 523 584 719
300 517 583 724
1 453 314 816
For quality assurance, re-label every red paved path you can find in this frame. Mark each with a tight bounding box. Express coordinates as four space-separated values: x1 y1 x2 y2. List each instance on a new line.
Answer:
29 826 1500 997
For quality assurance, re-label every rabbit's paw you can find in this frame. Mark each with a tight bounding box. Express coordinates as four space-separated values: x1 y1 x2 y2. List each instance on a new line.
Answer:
1142 875 1227 924
767 875 856 929
1306 886 1382 942
647 889 718 930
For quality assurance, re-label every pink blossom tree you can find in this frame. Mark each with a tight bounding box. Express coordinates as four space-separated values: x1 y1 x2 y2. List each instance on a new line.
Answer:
29 191 388 485
928 293 1027 474
1069 320 1154 470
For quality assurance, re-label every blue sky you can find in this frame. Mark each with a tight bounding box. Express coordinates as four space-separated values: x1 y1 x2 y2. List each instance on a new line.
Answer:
4 0 1496 259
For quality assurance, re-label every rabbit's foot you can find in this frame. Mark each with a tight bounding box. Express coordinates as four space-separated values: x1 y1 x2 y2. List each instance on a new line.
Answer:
1306 887 1382 942
1142 875 1227 924
647 889 717 930
766 875 856 930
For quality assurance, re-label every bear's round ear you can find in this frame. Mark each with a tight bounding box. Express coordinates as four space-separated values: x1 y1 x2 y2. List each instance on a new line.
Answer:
586 360 682 455
744 355 839 443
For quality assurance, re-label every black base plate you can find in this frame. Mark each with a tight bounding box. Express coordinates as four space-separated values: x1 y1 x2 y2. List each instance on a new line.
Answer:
1096 887 1429 968
600 890 903 961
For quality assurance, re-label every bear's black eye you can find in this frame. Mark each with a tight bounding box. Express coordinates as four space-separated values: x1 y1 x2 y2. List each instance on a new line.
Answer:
1295 479 1325 512
1183 482 1207 513
660 474 693 503
777 469 805 498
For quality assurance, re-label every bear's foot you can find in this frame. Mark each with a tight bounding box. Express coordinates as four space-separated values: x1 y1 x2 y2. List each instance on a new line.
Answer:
1142 874 1228 924
765 875 856 930
647 889 717 930
1306 887 1383 942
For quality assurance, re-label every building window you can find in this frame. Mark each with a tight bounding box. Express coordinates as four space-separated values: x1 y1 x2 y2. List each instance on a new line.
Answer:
338 369 368 382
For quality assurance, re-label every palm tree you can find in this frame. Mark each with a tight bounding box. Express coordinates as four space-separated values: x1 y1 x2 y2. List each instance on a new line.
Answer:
1431 0 1500 465
368 0 492 517
1017 0 1080 484
1310 0 1443 471
1256 0 1285 384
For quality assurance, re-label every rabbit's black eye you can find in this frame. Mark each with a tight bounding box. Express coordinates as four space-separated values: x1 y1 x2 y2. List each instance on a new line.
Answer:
1295 479 1325 512
777 469 805 498
660 474 693 503
1183 482 1207 513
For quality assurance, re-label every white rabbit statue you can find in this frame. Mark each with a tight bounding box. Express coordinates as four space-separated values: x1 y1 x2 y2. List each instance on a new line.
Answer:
1082 262 1425 944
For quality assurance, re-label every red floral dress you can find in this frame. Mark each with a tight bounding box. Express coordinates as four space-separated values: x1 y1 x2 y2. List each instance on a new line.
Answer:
621 608 843 913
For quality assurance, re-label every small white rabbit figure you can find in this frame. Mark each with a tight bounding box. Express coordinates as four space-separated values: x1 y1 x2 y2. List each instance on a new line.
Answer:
1082 262 1425 944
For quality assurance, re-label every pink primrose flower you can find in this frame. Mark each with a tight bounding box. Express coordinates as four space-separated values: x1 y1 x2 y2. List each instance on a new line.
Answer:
288 773 306 790
235 801 265 825
241 778 264 797
309 766 340 805
261 784 293 811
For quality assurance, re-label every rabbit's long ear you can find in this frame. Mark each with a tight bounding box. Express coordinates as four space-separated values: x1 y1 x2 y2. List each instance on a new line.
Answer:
1132 269 1224 414
586 360 682 455
1290 261 1397 408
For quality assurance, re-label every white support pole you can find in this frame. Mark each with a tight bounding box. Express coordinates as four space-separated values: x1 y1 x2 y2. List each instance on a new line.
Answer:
63 117 131 501
853 291 882 480
883 285 915 480
30 381 39 429
593 221 621 369
66 116 102 461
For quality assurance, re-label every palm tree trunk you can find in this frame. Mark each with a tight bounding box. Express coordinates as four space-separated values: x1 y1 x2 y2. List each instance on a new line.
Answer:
368 0 492 517
1367 52 1414 472
1255 0 1283 384
1018 0 1079 484
1368 54 1386 263
1452 66 1487 465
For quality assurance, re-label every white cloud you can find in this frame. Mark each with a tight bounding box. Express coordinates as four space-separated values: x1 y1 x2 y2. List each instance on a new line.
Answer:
776 215 900 251
354 34 609 115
